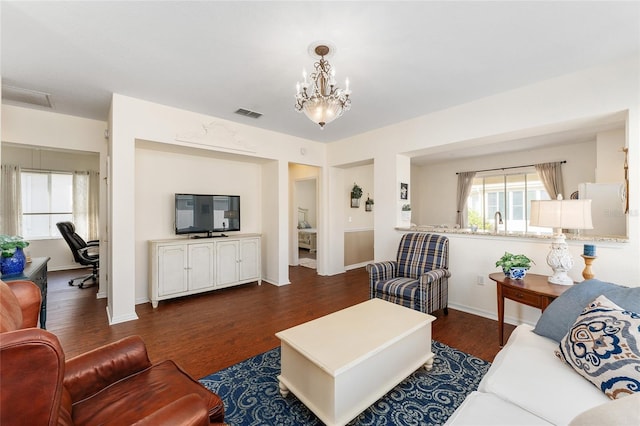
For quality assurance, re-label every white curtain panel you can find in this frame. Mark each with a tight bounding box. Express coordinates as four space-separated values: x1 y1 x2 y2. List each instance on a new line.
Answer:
73 171 89 239
73 171 100 241
1 164 22 235
88 170 100 240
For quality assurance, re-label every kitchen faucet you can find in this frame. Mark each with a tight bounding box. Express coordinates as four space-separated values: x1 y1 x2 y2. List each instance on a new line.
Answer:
494 211 503 234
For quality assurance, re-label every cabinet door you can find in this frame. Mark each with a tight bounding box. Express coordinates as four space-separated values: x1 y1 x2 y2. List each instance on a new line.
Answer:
216 240 239 286
239 238 260 281
188 243 215 291
158 245 188 296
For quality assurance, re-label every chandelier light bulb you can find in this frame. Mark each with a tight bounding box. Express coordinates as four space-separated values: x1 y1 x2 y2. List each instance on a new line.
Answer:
294 43 351 128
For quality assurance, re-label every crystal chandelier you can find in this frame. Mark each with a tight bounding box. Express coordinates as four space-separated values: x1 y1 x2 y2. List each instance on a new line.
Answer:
295 44 351 128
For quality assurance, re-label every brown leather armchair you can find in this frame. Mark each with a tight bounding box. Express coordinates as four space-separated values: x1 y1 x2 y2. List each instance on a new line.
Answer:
0 279 42 331
0 280 225 425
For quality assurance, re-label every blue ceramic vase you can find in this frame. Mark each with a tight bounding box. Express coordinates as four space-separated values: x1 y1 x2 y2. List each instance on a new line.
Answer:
509 267 528 280
0 248 26 276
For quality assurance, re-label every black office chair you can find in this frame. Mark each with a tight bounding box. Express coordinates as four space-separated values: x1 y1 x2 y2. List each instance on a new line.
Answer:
56 221 99 289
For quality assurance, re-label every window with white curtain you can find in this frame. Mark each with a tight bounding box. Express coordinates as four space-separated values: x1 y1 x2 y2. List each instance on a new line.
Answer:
21 171 73 238
467 170 551 233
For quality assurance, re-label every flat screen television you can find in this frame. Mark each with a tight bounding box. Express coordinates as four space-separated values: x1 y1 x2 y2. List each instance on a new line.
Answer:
175 194 240 237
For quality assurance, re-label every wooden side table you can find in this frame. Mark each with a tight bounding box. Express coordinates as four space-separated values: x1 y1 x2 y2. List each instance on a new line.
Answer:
489 272 571 346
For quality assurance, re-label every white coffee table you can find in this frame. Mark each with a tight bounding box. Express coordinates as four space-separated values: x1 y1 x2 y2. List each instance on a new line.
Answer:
275 298 436 426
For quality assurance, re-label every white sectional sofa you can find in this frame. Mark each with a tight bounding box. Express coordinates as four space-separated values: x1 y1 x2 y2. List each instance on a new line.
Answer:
446 279 640 426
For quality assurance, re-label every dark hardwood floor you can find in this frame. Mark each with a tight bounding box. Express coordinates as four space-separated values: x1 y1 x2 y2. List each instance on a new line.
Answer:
46 266 514 379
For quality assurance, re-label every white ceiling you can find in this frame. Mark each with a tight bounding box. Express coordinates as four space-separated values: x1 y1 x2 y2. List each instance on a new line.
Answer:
2 1 639 149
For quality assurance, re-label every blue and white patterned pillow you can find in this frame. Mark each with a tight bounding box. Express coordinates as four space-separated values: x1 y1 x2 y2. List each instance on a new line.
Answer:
556 295 640 400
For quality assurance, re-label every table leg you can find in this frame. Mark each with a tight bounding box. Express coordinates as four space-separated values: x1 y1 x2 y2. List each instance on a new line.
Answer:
35 265 48 329
497 283 504 347
423 354 434 371
40 298 46 329
279 380 289 397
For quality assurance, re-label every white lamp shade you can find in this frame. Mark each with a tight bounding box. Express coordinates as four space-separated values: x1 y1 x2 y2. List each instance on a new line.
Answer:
530 199 593 229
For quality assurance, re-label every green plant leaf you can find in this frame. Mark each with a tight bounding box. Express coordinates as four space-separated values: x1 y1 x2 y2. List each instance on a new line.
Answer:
0 235 30 258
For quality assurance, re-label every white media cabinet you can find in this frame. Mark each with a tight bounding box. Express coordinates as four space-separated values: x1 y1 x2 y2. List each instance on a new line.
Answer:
149 234 261 308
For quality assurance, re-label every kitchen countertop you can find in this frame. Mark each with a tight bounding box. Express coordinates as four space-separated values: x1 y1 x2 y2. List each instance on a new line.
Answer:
395 226 628 243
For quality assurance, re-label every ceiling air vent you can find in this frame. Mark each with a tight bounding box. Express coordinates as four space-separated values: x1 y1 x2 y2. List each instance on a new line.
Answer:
234 108 262 119
2 85 53 108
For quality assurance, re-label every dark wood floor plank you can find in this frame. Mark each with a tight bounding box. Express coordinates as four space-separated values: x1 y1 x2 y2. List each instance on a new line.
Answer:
46 267 514 379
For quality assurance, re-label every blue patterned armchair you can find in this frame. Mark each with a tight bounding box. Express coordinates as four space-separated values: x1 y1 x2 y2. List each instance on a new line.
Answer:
366 233 450 315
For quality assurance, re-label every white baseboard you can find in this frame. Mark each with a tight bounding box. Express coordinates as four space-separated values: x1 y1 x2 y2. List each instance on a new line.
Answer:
48 264 91 272
448 302 536 327
136 296 149 305
106 306 138 325
345 261 370 271
263 276 291 286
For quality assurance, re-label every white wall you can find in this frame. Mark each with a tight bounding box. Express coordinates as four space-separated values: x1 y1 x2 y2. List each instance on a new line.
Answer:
134 142 262 303
327 57 640 326
297 180 317 226
596 128 626 183
414 139 597 227
262 160 289 285
444 233 631 326
343 164 374 230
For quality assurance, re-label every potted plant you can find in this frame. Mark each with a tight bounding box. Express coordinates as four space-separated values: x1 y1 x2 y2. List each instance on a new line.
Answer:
351 183 363 208
495 252 534 279
0 235 30 276
365 195 374 212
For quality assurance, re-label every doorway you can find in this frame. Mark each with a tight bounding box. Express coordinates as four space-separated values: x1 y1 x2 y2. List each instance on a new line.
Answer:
289 163 320 271
294 178 317 269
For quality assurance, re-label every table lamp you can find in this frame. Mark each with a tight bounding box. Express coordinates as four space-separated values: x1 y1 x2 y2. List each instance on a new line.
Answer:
529 195 592 285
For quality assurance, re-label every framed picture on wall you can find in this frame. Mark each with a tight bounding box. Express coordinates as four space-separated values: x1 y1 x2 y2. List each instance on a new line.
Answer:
400 183 408 200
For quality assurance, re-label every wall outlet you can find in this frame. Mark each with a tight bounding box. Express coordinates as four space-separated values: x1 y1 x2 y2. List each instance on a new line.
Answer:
476 275 485 286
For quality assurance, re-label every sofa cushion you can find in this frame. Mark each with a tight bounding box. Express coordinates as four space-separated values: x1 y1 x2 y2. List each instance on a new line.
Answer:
569 392 640 426
533 279 640 343
557 295 640 400
444 391 552 425
478 324 609 425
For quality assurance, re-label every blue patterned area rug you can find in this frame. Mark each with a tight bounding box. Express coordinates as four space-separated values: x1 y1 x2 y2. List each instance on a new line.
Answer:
200 340 490 425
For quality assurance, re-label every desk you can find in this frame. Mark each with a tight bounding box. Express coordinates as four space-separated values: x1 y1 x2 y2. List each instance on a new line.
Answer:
2 257 50 329
489 272 570 346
